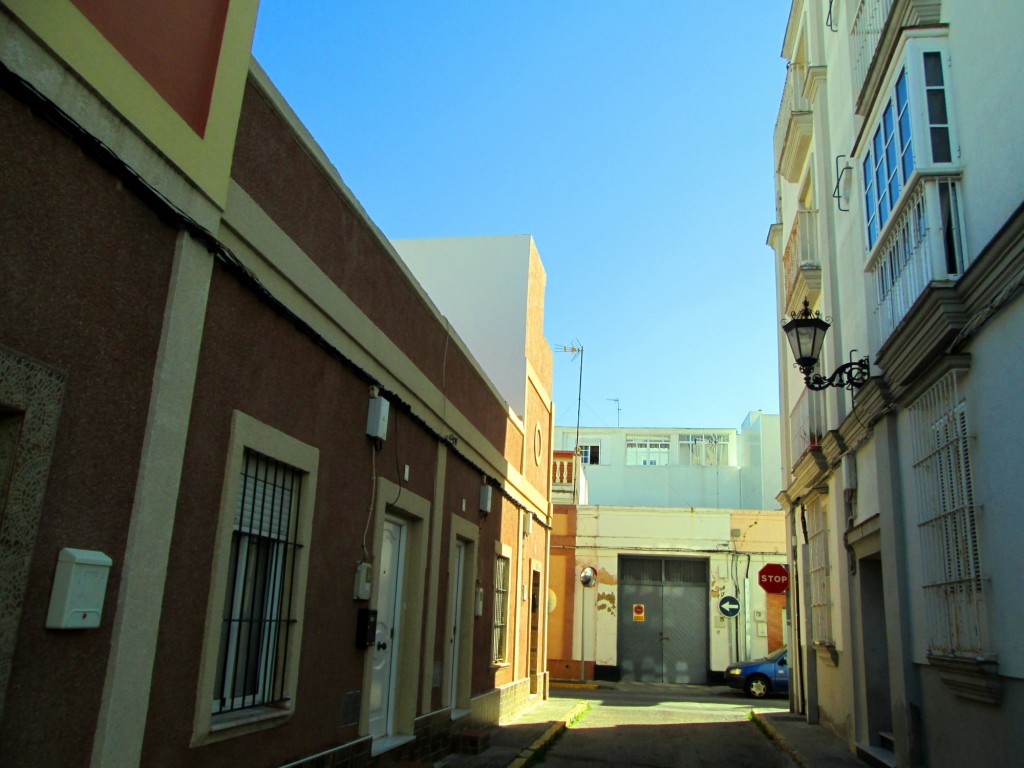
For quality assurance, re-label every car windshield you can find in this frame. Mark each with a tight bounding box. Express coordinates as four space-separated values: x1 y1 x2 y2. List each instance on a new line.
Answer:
765 646 786 661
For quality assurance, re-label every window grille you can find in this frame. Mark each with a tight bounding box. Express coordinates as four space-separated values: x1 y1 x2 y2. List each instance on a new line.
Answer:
214 450 302 714
620 556 707 585
679 433 730 466
910 371 985 655
807 502 833 644
492 556 510 662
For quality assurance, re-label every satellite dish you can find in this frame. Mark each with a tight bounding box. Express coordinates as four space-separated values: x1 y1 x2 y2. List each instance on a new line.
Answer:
580 566 597 587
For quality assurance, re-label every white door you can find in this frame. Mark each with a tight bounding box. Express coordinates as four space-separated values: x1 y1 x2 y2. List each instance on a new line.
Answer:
448 540 466 710
368 519 405 738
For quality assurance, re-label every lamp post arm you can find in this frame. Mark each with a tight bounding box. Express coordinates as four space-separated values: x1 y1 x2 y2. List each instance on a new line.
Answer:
803 357 870 391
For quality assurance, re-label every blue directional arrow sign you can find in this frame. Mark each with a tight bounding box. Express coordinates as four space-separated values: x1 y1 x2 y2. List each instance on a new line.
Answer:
718 595 741 618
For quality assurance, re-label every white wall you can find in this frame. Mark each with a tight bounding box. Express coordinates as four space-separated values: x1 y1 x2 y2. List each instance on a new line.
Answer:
574 506 786 672
555 414 782 511
393 235 533 418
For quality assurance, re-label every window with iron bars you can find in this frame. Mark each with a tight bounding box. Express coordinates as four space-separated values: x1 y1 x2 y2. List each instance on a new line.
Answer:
807 501 833 644
213 449 302 714
492 555 510 663
679 433 730 467
910 371 986 656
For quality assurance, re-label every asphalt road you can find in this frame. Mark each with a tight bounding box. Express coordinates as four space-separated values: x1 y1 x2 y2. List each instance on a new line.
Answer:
536 683 797 768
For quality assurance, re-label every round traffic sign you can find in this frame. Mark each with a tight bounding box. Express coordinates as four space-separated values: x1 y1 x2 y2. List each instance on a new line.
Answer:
718 595 741 618
758 563 790 593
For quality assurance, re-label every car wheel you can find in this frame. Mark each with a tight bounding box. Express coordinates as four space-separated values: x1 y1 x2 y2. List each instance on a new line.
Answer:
745 675 770 699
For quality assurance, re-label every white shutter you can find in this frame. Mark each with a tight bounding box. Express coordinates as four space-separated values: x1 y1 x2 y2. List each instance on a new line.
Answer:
235 451 297 540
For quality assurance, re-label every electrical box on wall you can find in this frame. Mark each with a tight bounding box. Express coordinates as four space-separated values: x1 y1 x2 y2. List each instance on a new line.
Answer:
366 391 390 440
355 607 377 648
522 511 533 537
46 548 113 630
479 484 492 515
353 561 372 601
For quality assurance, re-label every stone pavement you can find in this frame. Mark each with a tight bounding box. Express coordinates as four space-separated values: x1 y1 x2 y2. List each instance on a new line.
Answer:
440 685 873 768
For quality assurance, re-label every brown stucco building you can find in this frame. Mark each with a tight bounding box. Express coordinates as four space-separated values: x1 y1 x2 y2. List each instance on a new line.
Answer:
0 2 553 766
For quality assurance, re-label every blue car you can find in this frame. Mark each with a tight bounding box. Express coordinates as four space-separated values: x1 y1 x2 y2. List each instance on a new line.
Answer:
725 646 789 698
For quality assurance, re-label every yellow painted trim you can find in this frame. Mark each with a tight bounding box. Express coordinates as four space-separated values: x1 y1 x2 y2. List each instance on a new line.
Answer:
4 0 258 207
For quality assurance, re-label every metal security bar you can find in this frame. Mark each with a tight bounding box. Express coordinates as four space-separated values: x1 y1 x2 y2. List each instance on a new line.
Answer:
806 502 834 644
492 556 510 662
910 372 986 656
851 0 896 97
872 175 965 345
214 450 302 714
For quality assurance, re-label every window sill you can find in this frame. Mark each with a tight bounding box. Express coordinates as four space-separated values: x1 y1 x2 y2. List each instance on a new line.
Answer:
489 661 510 670
193 704 291 746
211 705 290 732
926 654 1002 705
371 734 415 757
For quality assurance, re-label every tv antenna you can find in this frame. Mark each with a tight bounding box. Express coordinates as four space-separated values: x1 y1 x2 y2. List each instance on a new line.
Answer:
556 341 584 499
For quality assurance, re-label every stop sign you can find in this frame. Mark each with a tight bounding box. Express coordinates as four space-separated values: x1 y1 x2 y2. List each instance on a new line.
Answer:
758 563 790 593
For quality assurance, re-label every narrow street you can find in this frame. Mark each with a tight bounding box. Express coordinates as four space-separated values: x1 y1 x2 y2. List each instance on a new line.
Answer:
448 684 798 768
531 684 795 768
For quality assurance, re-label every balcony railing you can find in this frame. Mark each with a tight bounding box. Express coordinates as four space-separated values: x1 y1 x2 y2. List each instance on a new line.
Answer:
851 0 896 99
552 450 578 505
871 174 965 346
789 388 826 469
782 209 821 313
773 63 811 177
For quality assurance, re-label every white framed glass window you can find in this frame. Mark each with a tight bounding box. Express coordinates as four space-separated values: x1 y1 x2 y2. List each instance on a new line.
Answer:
679 433 730 467
579 443 601 465
625 436 670 466
862 39 957 250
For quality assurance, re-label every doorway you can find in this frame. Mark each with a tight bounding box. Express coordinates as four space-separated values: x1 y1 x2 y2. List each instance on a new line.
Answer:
368 518 405 739
617 556 708 683
447 539 466 710
529 569 541 693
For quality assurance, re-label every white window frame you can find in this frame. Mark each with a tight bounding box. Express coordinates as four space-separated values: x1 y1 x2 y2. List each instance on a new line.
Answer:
579 443 601 465
625 436 670 466
861 36 959 251
679 432 731 467
909 371 986 657
192 411 319 744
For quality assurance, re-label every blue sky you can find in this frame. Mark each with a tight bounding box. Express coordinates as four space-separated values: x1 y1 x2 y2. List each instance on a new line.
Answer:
252 1 791 430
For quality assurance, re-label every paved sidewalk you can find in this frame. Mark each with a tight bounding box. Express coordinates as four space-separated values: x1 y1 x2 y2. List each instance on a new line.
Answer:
439 695 587 768
754 712 872 768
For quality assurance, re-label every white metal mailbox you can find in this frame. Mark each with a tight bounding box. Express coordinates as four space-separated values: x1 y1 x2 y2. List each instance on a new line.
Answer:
46 548 113 629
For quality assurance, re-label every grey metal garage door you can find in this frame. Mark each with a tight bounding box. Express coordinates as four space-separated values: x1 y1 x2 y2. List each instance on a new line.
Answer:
617 556 708 683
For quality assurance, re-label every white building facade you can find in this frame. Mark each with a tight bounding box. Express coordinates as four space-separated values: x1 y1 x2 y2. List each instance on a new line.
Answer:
548 414 788 683
769 2 1024 766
